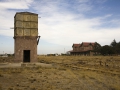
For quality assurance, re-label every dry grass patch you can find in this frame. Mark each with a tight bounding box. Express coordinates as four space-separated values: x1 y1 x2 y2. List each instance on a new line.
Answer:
0 56 120 90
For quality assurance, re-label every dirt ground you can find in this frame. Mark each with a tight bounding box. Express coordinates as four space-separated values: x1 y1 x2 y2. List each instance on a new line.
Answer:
0 56 120 90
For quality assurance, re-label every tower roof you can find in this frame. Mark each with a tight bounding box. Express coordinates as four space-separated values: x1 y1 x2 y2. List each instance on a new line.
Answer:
16 12 38 15
14 12 38 17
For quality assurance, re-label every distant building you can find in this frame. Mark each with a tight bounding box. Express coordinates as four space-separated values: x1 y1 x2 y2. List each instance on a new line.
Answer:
0 54 8 57
69 42 96 56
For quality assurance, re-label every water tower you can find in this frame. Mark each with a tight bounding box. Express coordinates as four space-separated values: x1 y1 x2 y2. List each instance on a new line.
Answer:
14 12 40 62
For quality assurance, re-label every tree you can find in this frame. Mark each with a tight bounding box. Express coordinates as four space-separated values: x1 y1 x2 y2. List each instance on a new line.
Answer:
111 39 117 47
100 45 114 55
110 39 119 54
93 42 101 55
116 42 120 54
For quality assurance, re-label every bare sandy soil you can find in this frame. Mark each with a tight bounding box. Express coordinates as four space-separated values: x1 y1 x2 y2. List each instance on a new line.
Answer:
0 56 120 90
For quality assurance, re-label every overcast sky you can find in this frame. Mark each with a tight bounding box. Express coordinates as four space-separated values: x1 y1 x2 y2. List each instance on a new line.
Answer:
0 0 120 54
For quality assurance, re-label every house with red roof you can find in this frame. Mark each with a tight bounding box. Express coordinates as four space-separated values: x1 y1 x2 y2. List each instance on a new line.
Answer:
69 42 96 56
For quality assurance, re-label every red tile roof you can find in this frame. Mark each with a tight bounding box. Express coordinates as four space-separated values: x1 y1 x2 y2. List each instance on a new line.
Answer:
69 50 92 53
81 42 95 47
72 44 81 47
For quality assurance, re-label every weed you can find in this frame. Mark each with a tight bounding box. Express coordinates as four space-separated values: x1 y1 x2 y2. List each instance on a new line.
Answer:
82 75 86 78
89 77 95 79
30 86 36 90
16 83 20 86
0 85 2 90
29 78 37 83
0 74 3 77
7 87 14 90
